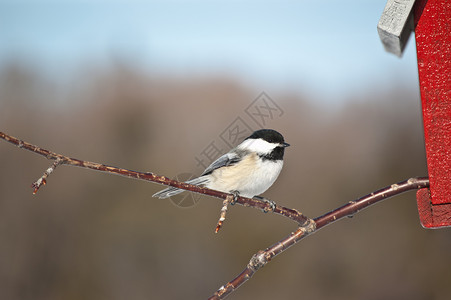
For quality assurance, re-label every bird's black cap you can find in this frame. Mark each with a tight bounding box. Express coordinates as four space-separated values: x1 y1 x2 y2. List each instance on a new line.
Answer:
246 129 289 147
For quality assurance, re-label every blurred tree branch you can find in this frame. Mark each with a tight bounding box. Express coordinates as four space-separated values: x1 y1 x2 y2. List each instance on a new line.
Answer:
0 131 429 299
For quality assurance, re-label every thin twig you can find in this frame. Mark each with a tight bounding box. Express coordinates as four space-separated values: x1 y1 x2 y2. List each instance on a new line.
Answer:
215 195 234 233
31 158 64 194
208 177 430 299
0 131 310 226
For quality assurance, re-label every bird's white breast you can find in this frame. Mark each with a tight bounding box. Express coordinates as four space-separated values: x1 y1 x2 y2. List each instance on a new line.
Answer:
206 153 283 198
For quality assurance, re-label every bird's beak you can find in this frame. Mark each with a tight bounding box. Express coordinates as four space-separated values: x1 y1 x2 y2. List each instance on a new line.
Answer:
282 142 290 147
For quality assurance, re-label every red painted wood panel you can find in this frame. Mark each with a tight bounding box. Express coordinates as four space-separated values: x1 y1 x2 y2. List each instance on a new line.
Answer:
415 0 451 227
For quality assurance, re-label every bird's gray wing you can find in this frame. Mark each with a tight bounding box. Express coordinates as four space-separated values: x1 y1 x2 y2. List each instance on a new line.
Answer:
152 151 243 199
201 151 241 176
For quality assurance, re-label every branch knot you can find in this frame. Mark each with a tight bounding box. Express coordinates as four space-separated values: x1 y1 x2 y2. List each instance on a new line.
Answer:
300 218 316 234
248 250 269 272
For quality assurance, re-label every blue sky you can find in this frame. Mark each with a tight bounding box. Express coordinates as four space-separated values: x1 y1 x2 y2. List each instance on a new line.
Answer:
0 0 419 103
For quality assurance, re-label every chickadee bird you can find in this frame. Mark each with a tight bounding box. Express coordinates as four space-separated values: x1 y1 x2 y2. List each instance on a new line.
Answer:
153 129 289 199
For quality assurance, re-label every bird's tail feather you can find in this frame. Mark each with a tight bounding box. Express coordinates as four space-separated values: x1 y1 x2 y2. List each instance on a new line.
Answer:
152 176 209 199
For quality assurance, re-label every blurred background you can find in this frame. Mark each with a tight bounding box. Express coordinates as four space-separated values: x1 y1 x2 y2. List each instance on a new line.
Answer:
0 0 450 299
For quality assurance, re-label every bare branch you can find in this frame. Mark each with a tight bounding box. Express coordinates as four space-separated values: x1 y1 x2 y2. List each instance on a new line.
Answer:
0 131 310 226
0 132 429 299
208 177 429 299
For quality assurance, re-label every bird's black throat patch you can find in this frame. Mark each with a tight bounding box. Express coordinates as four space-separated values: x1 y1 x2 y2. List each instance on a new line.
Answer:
258 146 285 161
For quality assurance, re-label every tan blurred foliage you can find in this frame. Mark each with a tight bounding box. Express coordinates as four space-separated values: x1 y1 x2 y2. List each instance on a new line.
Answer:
0 62 450 300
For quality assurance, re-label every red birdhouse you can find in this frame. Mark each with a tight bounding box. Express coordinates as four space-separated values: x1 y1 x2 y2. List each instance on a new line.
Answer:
378 0 451 228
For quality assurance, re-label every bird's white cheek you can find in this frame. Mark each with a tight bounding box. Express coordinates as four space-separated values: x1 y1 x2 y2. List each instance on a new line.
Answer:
238 139 277 155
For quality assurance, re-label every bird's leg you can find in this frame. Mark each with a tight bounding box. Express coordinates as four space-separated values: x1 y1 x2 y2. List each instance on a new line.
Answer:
229 190 240 205
253 195 276 213
214 191 239 233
